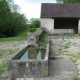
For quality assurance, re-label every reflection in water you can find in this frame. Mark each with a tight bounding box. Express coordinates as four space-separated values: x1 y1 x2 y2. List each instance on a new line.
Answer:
28 48 39 59
37 50 41 60
20 50 28 60
19 47 46 60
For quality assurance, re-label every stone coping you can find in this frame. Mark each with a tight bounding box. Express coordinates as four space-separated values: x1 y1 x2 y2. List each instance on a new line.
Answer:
28 30 44 45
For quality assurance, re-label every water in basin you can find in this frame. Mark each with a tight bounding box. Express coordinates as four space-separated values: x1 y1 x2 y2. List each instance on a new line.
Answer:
18 47 46 60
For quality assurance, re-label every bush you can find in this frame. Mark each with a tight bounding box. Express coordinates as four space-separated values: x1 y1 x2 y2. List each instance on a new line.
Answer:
28 28 36 32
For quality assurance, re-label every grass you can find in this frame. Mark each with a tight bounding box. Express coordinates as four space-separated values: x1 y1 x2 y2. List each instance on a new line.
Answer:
0 28 41 43
64 45 70 49
0 49 18 76
0 32 27 43
28 28 41 32
36 28 41 31
65 53 80 63
39 32 49 44
63 42 71 49
0 63 7 76
73 76 79 80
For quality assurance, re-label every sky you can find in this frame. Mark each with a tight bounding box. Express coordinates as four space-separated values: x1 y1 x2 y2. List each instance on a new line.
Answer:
14 0 57 20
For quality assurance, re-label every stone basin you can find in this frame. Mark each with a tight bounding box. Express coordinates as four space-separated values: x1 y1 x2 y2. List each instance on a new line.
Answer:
7 44 49 80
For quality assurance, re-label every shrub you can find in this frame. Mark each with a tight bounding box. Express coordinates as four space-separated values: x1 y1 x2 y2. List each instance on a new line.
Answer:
29 28 36 32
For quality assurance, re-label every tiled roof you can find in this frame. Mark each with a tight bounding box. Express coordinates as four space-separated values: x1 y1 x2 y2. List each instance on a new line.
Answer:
41 3 80 18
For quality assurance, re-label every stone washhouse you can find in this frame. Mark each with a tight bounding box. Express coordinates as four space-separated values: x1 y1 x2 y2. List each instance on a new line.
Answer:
40 3 80 34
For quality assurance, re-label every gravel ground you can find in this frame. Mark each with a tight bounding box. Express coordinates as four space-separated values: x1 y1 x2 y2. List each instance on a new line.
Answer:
0 40 28 66
49 35 80 78
0 41 28 50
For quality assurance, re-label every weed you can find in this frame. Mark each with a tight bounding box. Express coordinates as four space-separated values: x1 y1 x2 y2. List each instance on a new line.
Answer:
0 61 7 76
73 76 79 80
0 49 18 75
39 33 49 44
64 45 70 49
65 53 80 62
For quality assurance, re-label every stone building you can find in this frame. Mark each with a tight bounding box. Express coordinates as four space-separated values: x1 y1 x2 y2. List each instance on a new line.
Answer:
40 3 80 34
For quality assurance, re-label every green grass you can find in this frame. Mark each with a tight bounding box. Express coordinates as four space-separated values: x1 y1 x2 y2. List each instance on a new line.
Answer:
39 33 49 44
0 32 27 43
64 45 70 49
66 53 80 60
28 28 41 32
73 76 79 80
65 53 80 63
0 49 18 76
36 28 41 31
0 63 7 76
63 42 71 49
0 28 41 43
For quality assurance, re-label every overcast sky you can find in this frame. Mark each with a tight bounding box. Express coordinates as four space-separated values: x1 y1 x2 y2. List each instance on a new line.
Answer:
14 0 56 20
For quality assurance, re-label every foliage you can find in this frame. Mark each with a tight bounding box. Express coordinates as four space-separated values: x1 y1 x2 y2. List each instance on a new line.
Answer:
39 32 49 44
28 28 41 32
0 63 7 76
28 28 37 32
0 49 18 76
28 18 40 28
73 76 79 80
5 12 28 37
0 0 27 37
0 0 11 35
0 30 28 42
0 0 40 37
57 0 80 3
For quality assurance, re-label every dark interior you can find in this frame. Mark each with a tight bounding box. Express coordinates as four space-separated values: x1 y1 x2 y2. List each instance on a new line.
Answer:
54 18 78 34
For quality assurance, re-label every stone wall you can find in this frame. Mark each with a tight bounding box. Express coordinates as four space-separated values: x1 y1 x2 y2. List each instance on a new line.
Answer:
28 30 44 45
7 60 48 80
53 29 74 34
41 18 54 34
28 32 36 45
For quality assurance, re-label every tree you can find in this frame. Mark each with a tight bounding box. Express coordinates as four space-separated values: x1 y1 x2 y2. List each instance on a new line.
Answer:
0 0 12 36
28 18 40 28
0 0 28 37
57 0 80 3
4 12 28 37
